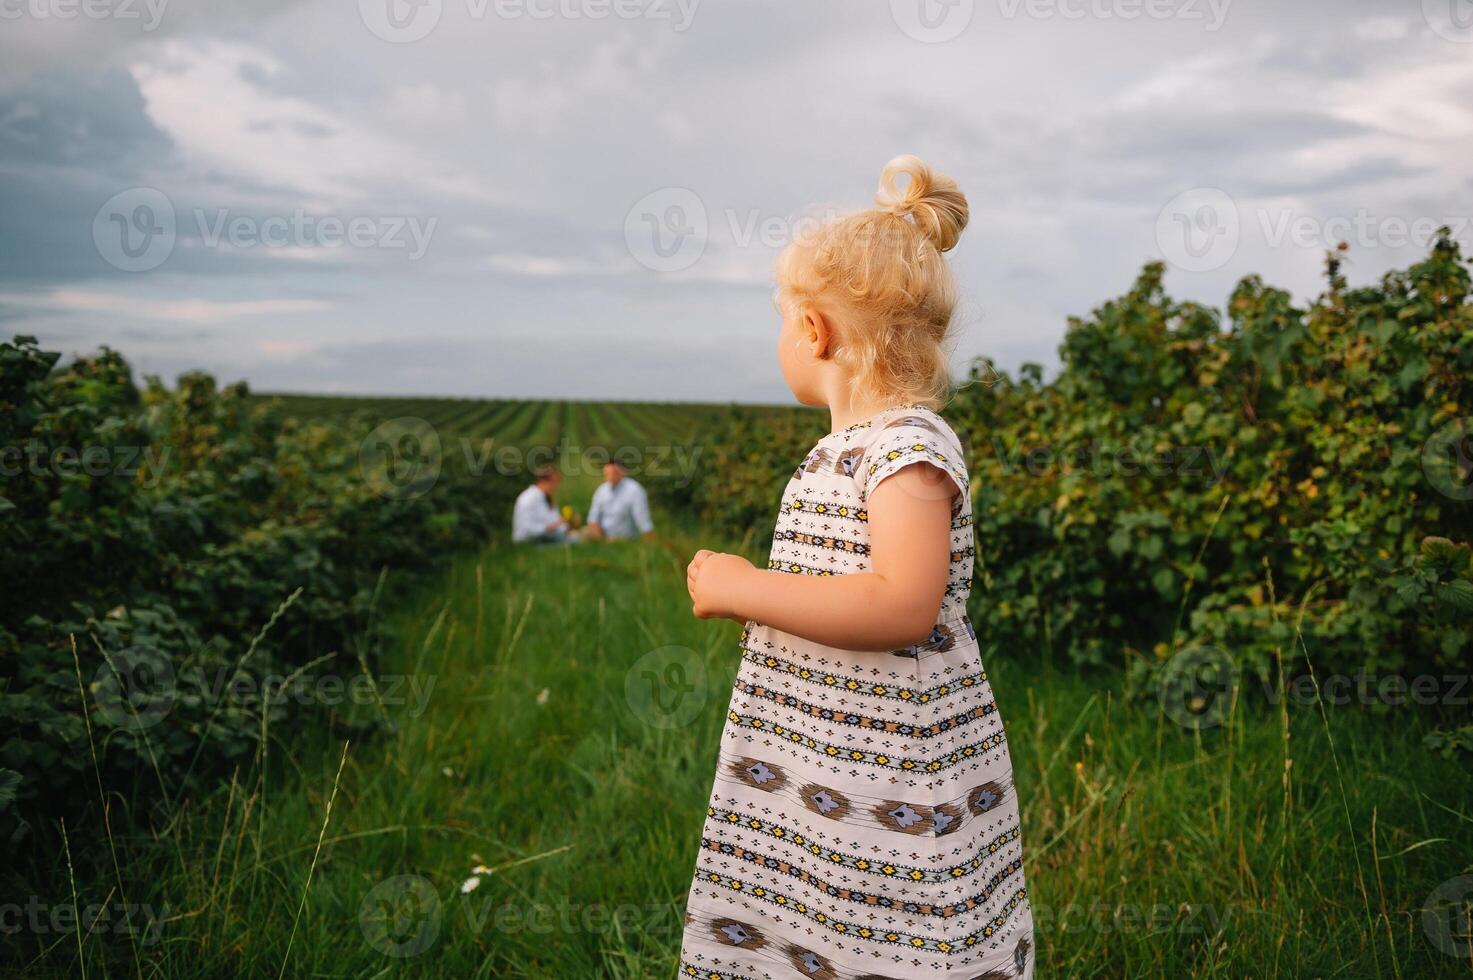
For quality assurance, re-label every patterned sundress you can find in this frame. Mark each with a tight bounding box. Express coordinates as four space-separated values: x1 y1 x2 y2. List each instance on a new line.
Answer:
680 404 1034 980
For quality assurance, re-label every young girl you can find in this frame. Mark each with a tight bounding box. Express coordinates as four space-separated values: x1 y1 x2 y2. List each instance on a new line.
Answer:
680 157 1034 979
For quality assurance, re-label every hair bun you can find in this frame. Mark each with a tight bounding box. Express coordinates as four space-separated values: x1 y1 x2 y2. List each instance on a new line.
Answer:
874 154 969 252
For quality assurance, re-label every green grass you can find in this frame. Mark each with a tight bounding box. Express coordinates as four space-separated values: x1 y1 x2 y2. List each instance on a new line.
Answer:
7 510 1473 978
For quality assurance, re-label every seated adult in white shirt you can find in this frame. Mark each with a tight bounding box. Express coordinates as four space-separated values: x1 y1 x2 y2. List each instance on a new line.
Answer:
512 466 572 543
584 459 655 541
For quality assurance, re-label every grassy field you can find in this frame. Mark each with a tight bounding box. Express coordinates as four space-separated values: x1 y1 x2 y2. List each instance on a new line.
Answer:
6 396 1473 978
11 512 1473 977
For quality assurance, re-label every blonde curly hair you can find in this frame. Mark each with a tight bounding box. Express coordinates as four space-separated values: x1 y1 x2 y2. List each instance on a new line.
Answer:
775 154 969 410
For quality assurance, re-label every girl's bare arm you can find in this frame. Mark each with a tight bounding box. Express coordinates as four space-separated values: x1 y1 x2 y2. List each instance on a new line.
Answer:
687 462 956 651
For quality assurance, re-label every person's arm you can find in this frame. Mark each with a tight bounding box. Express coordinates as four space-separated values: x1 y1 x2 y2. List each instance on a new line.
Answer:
585 486 606 538
686 462 956 651
631 483 655 540
539 493 566 532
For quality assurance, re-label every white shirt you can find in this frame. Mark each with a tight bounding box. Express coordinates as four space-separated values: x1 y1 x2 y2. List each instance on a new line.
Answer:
512 484 563 542
587 478 654 539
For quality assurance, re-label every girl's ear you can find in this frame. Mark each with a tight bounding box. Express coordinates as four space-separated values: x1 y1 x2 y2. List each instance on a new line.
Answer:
804 307 833 360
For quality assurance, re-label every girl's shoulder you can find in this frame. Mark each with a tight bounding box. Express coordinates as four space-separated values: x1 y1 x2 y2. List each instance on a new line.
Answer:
854 404 962 453
850 404 970 501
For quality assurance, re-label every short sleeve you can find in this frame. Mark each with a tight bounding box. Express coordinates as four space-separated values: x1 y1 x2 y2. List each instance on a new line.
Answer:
860 415 969 512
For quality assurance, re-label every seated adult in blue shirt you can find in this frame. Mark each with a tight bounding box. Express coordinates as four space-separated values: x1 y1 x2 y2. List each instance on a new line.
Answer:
512 465 573 544
584 458 655 541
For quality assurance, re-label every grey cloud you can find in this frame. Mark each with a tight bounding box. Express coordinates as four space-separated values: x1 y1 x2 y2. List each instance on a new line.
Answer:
0 0 312 86
2 0 1469 399
0 68 168 170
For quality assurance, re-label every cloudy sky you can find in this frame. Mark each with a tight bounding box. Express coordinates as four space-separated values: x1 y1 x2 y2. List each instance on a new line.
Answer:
1 0 1470 402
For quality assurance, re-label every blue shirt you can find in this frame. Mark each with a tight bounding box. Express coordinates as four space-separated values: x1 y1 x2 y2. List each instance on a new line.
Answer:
587 478 654 539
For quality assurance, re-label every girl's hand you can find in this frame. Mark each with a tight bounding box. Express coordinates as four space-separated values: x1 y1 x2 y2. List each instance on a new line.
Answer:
687 550 755 621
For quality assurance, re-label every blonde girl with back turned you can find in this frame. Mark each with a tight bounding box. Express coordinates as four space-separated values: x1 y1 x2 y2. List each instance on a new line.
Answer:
680 156 1035 979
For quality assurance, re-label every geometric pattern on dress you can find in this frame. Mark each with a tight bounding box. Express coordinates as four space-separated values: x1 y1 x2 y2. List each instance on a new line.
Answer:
681 404 1035 979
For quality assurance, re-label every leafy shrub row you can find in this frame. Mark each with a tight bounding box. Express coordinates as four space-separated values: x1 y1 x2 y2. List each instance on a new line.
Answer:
661 238 1473 691
953 238 1471 685
0 337 515 850
652 405 826 547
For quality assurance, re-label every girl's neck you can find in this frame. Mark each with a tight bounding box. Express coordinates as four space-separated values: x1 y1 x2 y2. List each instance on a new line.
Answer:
825 392 903 434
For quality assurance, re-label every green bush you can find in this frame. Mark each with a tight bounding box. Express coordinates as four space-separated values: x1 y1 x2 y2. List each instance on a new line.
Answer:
0 337 515 851
649 404 826 549
950 235 1472 682
660 237 1472 689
